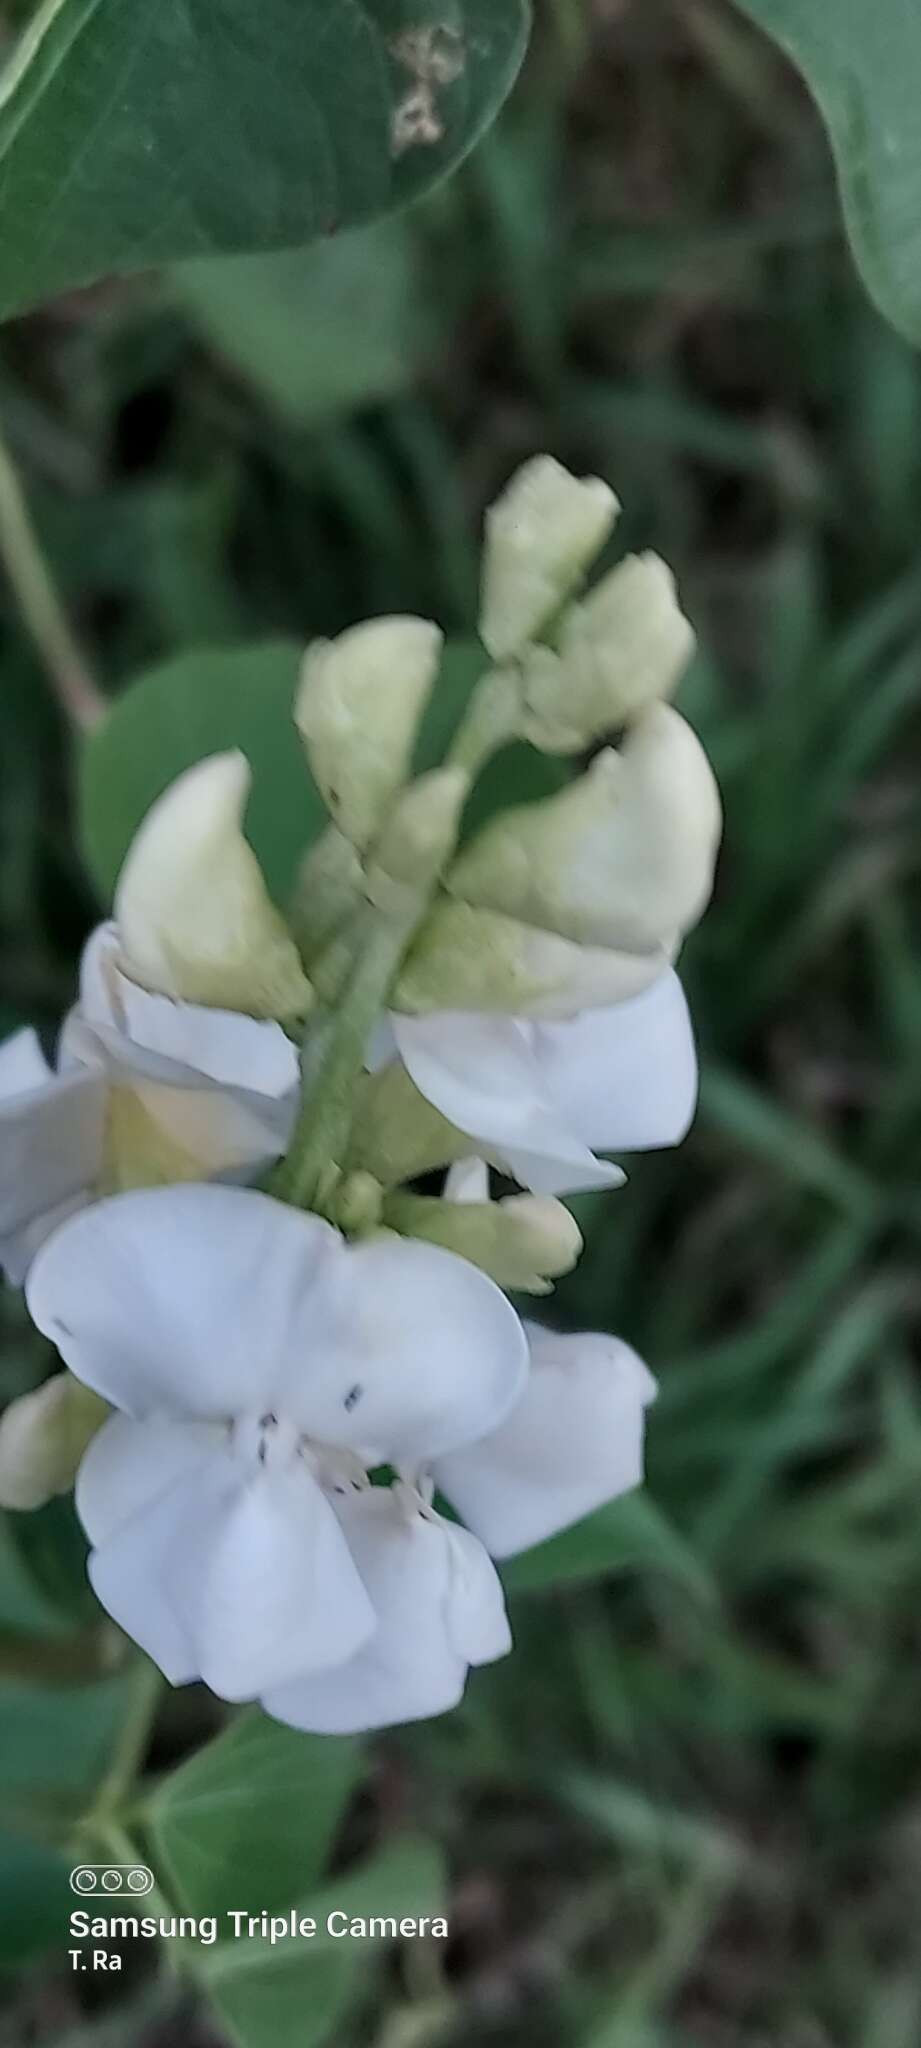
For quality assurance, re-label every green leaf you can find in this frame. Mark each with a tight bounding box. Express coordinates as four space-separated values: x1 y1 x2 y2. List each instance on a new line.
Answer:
501 1492 715 1602
173 219 430 427
148 1709 363 1926
0 0 530 322
0 1672 132 1813
79 642 326 906
733 0 921 343
200 1837 446 2048
0 1828 72 1972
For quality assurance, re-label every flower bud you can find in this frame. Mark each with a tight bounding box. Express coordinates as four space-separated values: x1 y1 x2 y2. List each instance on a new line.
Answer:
0 1375 108 1511
346 1061 471 1185
365 767 470 913
480 457 619 662
290 826 366 968
384 1190 583 1295
393 900 672 1017
522 554 695 751
296 617 443 849
332 1171 385 1236
115 753 312 1022
446 706 721 955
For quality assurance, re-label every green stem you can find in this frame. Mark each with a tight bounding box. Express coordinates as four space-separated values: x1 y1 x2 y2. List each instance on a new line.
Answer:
272 904 418 1215
89 1818 183 1970
0 424 105 731
93 1657 164 1820
447 664 522 777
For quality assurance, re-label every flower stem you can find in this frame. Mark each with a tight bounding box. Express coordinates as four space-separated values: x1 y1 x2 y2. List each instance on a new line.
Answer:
93 1657 164 1820
0 423 105 732
272 903 418 1216
447 664 522 778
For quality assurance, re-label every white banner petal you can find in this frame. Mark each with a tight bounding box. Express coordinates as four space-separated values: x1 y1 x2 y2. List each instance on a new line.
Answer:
26 1187 343 1419
285 1232 529 1467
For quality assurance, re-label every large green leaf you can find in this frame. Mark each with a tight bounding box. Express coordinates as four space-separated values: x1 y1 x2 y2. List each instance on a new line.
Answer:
173 219 430 427
199 1837 446 2048
79 641 325 906
148 1709 363 1925
0 1673 132 1806
733 0 921 344
0 0 530 322
0 1829 71 1971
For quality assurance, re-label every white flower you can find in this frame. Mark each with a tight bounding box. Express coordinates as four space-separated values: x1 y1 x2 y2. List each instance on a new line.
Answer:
0 1027 106 1283
26 1185 526 1708
0 926 298 1280
433 1320 657 1558
264 1484 510 1734
387 968 697 1195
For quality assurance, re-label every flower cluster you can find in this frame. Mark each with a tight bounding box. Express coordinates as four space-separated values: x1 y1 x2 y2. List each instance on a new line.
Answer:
0 458 720 1733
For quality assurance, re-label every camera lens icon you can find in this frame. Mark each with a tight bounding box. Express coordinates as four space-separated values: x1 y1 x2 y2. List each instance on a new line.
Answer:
70 1864 154 1897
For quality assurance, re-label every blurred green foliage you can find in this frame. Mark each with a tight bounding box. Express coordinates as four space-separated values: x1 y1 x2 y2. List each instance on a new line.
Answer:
0 2 920 2044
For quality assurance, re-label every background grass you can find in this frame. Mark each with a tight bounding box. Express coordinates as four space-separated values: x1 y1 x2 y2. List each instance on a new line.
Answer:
1 0 920 2042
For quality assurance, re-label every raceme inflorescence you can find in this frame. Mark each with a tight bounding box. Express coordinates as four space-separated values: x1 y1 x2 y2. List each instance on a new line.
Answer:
0 457 721 1733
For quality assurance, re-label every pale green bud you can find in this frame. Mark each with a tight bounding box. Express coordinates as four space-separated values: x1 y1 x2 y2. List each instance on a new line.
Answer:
522 553 695 752
480 456 619 662
384 1189 583 1294
446 706 721 955
365 767 470 914
290 825 366 968
115 752 312 1022
296 617 443 849
393 900 672 1018
332 1170 386 1236
0 1375 108 1511
346 1062 471 1185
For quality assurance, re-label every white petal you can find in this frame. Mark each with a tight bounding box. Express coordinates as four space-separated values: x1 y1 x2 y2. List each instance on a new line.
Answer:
0 1028 53 1094
392 1011 623 1197
104 1077 293 1185
83 1424 375 1699
263 1488 508 1735
76 1412 222 1546
179 1460 376 1700
62 924 297 1177
0 1037 104 1255
0 1194 88 1288
444 1157 491 1205
73 926 299 1099
286 1232 529 1467
434 1325 657 1558
26 1186 342 1419
532 971 698 1153
27 1187 526 1472
443 1520 512 1663
87 1454 226 1685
